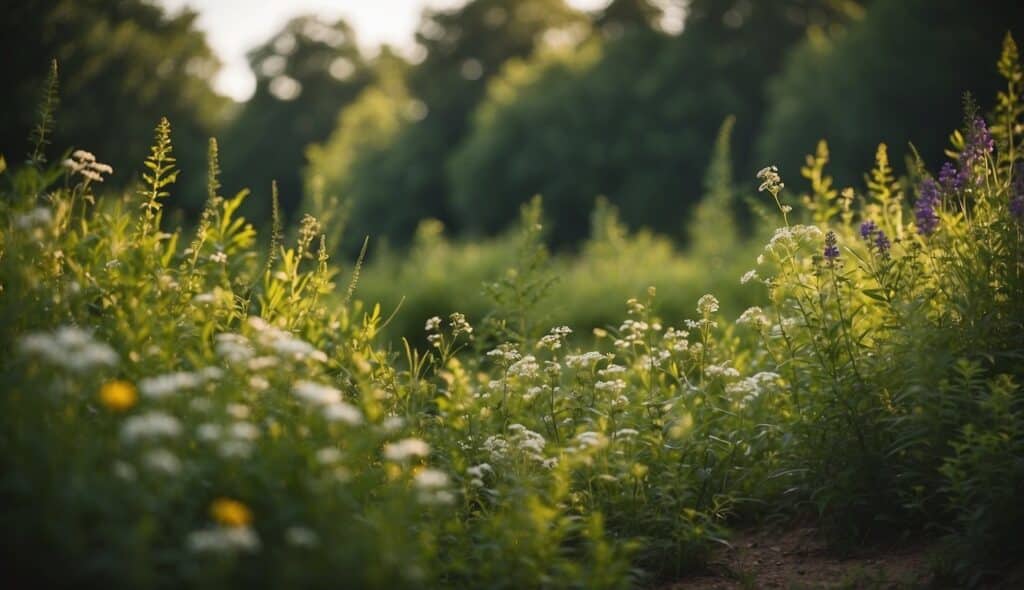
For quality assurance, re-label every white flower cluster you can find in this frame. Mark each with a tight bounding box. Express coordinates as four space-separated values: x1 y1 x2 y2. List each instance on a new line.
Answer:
15 207 52 230
448 312 473 338
740 269 759 284
507 354 540 378
487 343 521 364
574 431 608 450
196 420 262 459
63 150 113 183
467 462 493 487
697 294 720 316
763 225 824 257
483 425 547 463
215 333 255 363
614 319 649 349
662 327 690 353
247 317 327 363
725 371 782 406
736 307 771 330
537 326 572 350
595 379 627 394
565 351 608 369
414 468 454 505
383 438 430 462
121 411 183 443
139 368 222 399
292 381 364 426
704 362 741 380
187 526 260 554
756 165 784 194
19 326 118 373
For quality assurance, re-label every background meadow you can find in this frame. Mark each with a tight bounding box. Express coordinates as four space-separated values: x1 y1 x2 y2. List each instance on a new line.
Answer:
2 1 1024 588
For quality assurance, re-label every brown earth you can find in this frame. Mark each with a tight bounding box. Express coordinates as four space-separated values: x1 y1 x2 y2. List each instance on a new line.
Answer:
662 527 934 590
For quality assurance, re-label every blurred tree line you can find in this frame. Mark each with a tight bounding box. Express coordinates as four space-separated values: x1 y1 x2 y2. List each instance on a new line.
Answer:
5 0 1024 249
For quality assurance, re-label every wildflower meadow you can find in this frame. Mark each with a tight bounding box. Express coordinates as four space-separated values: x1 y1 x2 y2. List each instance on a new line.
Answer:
2 27 1024 590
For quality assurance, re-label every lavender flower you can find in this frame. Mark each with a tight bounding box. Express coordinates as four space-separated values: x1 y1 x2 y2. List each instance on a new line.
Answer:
859 220 878 240
915 178 941 236
874 230 891 258
823 231 840 262
961 117 995 181
859 219 890 258
938 161 965 193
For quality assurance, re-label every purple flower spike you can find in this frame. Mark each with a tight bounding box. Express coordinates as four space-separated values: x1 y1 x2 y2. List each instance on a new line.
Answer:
915 178 941 236
939 162 965 193
874 230 891 258
824 231 840 262
859 220 878 240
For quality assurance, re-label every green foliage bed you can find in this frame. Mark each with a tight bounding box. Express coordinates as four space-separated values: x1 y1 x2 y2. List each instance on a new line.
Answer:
1 36 1023 589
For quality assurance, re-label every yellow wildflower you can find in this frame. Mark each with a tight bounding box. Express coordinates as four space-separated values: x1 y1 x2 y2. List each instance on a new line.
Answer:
99 380 136 412
210 498 252 528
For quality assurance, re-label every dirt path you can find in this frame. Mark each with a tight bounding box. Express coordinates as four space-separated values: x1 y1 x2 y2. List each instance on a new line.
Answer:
663 527 933 589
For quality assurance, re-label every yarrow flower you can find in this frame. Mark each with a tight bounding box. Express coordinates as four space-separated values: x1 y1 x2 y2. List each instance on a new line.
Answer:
18 326 118 372
696 294 719 316
915 178 941 236
63 149 114 183
383 438 430 462
756 165 784 195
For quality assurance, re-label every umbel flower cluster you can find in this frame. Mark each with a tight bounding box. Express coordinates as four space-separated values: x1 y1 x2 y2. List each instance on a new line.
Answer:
1 33 1023 590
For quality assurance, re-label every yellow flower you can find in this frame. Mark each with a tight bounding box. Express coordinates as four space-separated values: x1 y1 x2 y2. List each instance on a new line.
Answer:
99 380 136 412
210 498 252 528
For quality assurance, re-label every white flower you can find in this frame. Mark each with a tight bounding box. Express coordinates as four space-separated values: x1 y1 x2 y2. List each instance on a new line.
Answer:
292 381 342 405
448 312 473 337
697 294 719 316
227 403 250 419
209 251 228 264
467 463 492 479
187 526 261 553
229 421 260 441
487 343 521 363
614 428 639 439
378 416 404 434
575 431 607 449
424 316 442 332
736 307 770 329
507 354 540 378
218 440 253 459
323 401 363 426
316 447 343 464
138 371 203 399
196 423 222 442
142 448 182 475
121 411 182 443
383 438 430 461
15 207 53 229
215 333 254 363
740 269 759 284
414 468 450 490
595 379 627 394
565 351 607 369
285 526 319 548
18 326 118 372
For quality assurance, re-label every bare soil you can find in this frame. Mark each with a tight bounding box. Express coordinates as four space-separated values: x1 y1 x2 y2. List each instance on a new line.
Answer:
662 526 934 590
